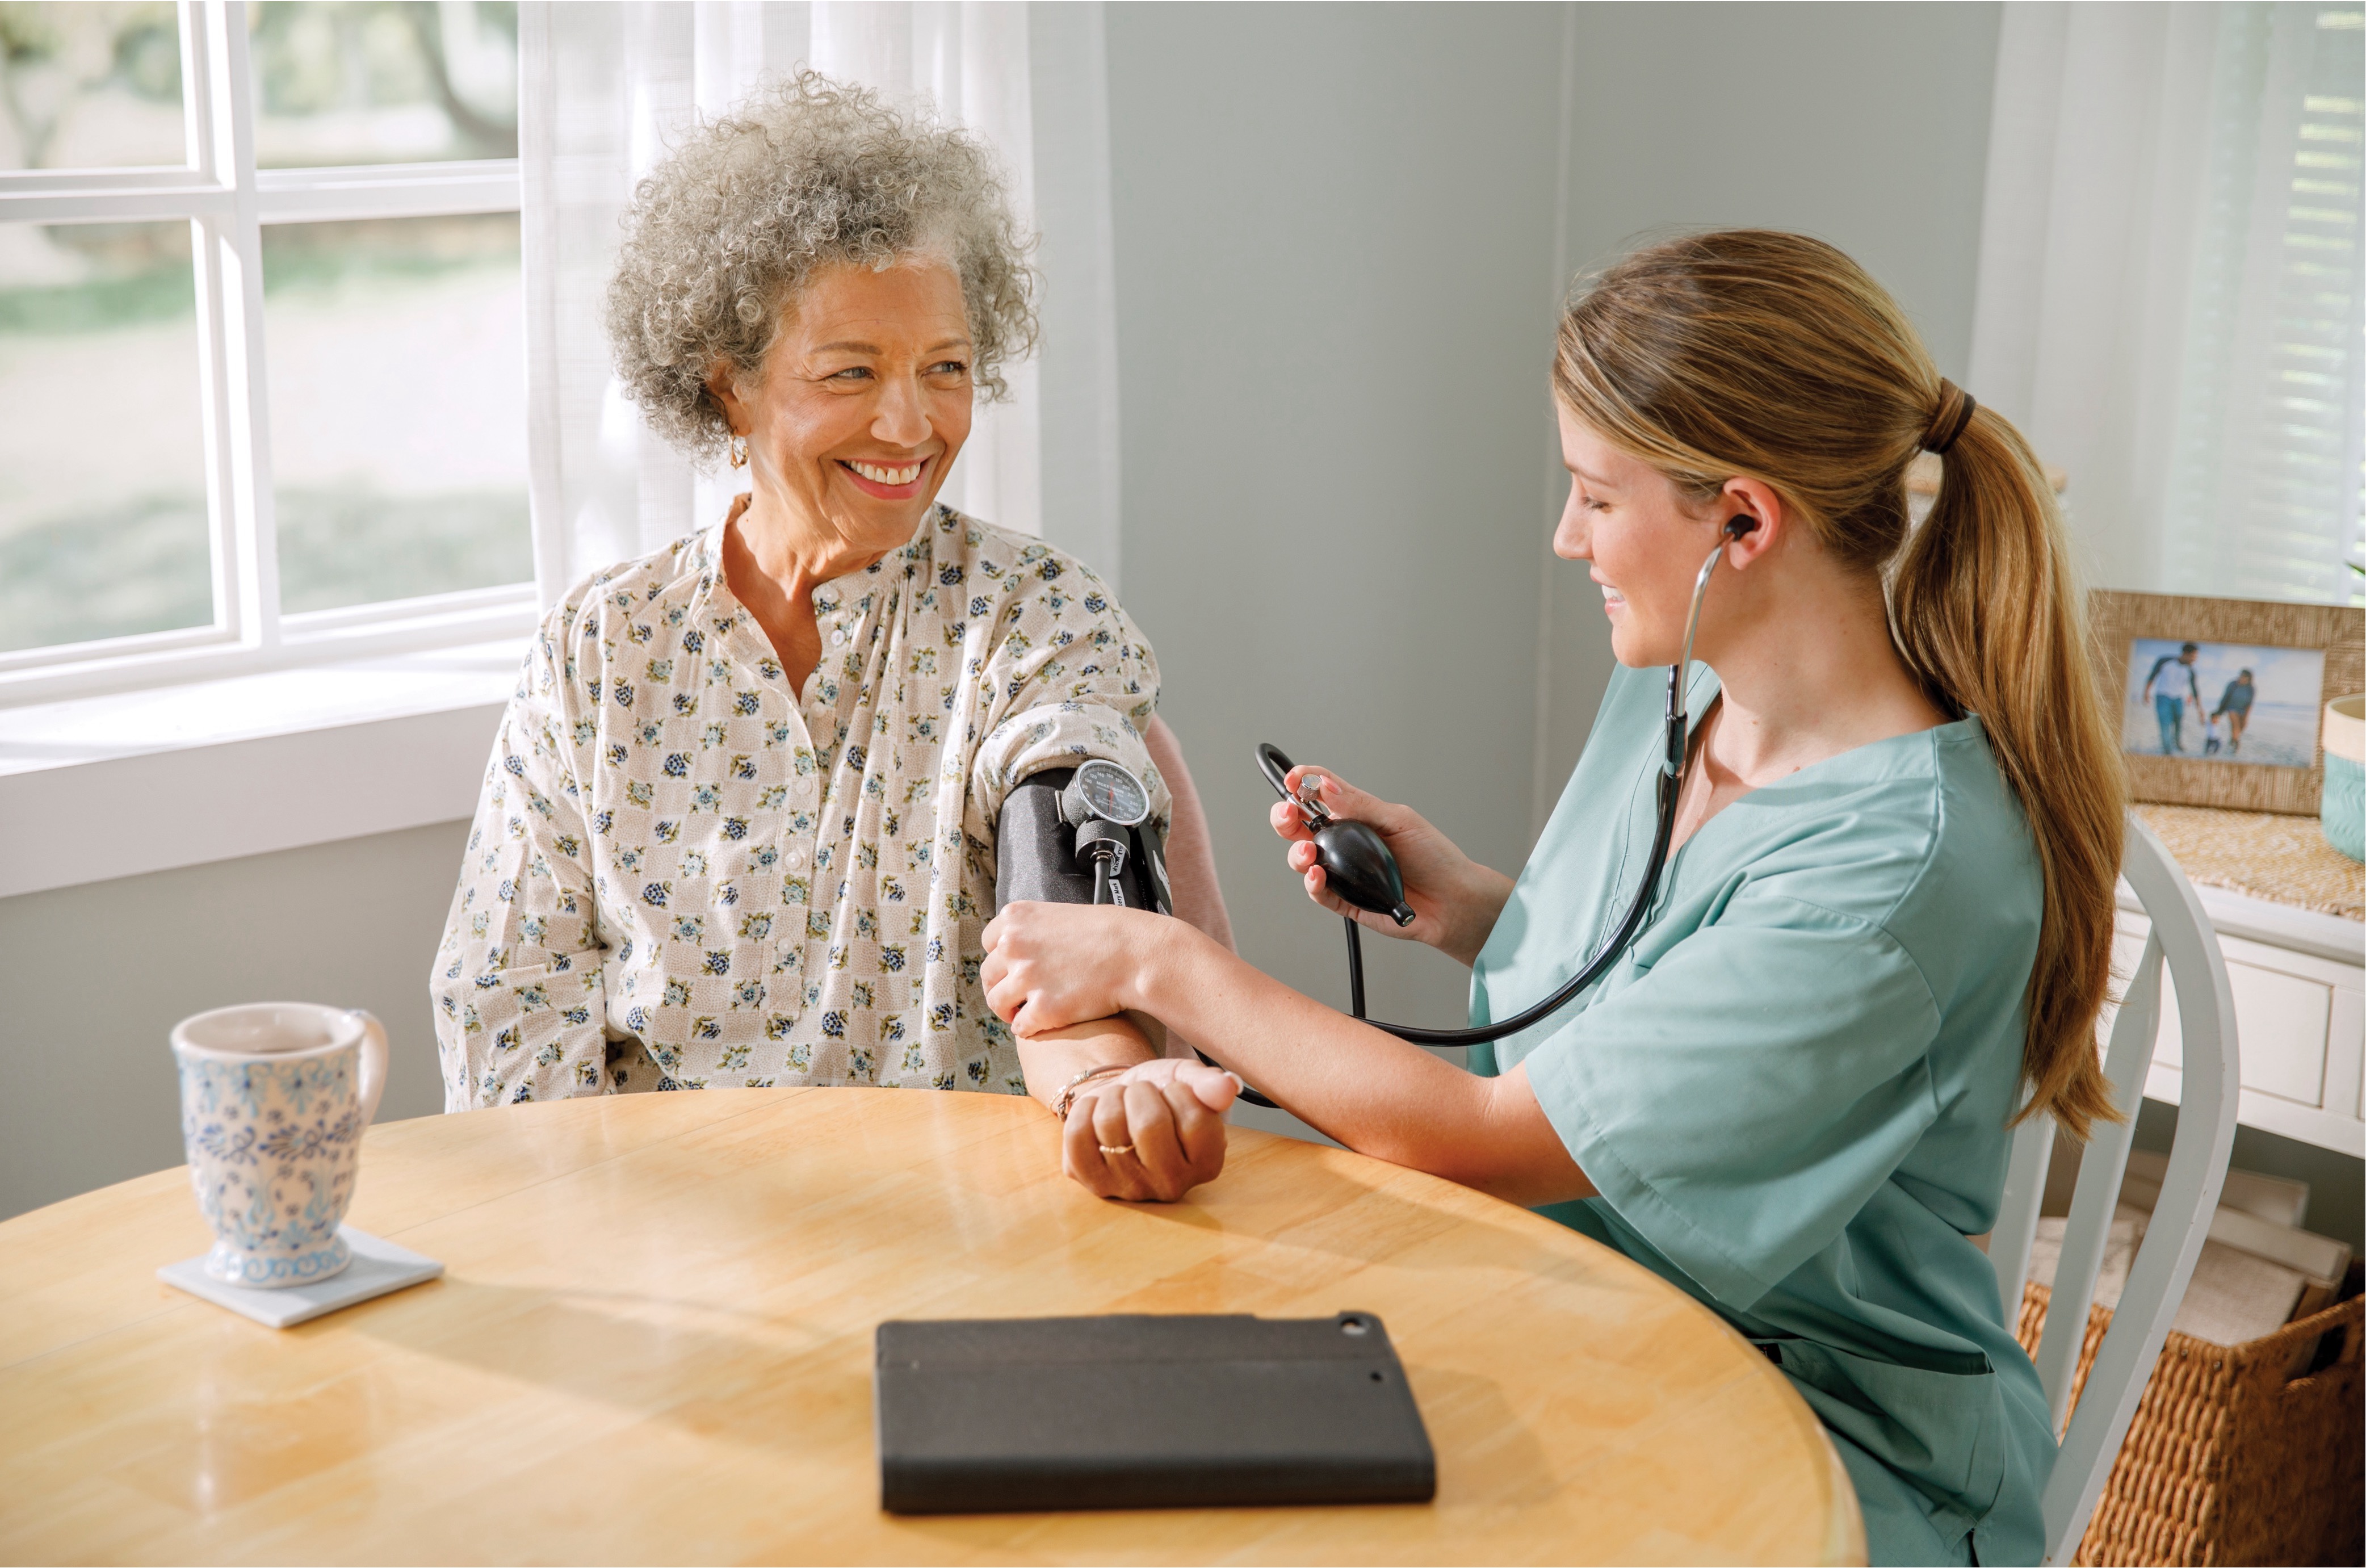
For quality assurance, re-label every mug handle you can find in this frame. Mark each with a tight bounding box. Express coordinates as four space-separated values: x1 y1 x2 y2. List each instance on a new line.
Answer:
347 1009 389 1126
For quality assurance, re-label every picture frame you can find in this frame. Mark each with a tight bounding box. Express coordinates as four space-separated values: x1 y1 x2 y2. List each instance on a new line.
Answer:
2090 591 2365 814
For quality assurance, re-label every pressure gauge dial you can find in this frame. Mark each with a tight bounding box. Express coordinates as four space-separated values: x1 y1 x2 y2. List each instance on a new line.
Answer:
1060 757 1152 829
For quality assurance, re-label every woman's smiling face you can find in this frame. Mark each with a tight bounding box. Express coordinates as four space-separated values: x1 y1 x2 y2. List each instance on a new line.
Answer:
1553 402 1729 668
721 256 975 550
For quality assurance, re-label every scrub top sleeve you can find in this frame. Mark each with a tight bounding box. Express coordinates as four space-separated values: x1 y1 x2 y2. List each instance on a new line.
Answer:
1524 894 1945 1312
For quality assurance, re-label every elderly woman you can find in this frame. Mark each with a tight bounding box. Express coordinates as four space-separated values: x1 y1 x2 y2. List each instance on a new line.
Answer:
431 74 1232 1168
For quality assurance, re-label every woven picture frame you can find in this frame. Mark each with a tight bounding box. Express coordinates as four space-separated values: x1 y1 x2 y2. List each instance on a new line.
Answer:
2089 591 2365 814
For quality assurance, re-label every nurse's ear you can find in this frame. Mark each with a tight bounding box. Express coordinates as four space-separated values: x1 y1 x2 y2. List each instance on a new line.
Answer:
1713 476 1785 571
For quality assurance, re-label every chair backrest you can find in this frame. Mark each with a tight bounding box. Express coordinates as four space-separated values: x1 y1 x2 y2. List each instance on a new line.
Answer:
1986 811 2241 1565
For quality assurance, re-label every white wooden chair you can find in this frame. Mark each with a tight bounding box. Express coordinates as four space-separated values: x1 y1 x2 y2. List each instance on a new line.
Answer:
1987 812 2242 1565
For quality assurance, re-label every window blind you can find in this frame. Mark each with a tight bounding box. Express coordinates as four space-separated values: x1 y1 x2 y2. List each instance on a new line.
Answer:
2164 5 2365 607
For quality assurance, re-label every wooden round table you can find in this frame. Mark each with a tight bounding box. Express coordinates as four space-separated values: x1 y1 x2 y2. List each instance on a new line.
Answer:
0 1090 1862 1564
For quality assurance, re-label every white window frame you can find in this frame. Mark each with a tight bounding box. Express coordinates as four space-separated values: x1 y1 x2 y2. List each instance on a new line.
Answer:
0 0 535 707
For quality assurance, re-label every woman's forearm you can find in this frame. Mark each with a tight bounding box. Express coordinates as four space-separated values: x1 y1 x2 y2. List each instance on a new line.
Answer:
1135 928 1592 1207
1015 1017 1161 1116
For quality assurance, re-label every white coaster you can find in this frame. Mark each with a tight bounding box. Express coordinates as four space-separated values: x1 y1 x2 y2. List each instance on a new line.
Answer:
159 1227 443 1328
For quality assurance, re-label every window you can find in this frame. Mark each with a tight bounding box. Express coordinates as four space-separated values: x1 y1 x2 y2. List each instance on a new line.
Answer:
0 0 531 701
2162 5 2365 606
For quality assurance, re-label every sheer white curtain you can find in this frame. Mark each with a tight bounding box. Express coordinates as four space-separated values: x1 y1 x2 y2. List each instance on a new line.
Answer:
517 1 1123 605
1968 2 2363 606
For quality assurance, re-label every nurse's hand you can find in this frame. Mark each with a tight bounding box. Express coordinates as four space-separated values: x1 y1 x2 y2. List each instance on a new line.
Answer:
983 901 1196 1038
1270 767 1516 968
1064 1058 1238 1202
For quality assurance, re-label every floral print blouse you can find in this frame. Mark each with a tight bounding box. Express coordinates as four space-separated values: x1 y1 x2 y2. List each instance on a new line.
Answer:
431 502 1168 1110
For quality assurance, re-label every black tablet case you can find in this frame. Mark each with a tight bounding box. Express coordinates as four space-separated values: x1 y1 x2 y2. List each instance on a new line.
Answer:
874 1311 1437 1514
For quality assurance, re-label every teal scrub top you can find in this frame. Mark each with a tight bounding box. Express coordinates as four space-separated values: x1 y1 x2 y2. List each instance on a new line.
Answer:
1471 665 2057 1567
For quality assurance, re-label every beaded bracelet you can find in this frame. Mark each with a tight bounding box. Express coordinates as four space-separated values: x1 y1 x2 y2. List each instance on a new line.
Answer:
1051 1063 1131 1122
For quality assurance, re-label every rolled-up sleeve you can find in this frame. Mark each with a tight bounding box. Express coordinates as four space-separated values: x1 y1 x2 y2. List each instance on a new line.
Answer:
430 624 611 1109
1525 894 1943 1311
962 553 1171 850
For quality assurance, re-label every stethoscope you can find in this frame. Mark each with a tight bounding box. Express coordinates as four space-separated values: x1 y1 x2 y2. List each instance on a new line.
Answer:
1243 517 1755 1095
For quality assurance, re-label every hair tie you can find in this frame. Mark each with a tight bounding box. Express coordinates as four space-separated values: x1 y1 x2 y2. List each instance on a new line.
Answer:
1923 381 1977 455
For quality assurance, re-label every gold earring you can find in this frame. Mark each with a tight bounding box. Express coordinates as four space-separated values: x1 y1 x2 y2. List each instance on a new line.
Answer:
729 434 748 469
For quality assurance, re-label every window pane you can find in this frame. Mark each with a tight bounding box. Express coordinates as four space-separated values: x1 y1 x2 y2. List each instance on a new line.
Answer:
0 2 187 171
262 212 530 614
251 2 517 168
0 220 211 654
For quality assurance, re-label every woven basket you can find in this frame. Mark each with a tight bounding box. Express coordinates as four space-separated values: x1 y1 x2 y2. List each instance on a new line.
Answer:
2017 1261 2364 1566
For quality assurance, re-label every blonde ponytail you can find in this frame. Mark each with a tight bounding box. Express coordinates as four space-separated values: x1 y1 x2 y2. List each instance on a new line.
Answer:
1888 405 2125 1137
1554 230 2125 1140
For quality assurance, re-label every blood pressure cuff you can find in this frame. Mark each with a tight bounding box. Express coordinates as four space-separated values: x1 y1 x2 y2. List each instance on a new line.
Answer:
995 768 1168 915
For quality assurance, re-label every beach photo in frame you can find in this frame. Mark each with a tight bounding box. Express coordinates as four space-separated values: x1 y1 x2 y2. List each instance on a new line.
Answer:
2089 591 2365 814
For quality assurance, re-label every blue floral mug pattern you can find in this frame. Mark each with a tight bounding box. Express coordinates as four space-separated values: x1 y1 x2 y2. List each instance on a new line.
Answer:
171 1003 389 1289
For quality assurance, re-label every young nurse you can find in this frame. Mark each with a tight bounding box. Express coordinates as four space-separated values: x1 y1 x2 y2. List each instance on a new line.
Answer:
981 229 2128 1564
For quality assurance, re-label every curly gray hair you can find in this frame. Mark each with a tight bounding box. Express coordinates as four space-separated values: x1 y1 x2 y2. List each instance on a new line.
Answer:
605 71 1038 465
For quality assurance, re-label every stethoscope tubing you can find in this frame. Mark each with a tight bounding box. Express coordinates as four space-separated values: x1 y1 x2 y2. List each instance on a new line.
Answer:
1273 532 1734 1053
1348 759 1679 1046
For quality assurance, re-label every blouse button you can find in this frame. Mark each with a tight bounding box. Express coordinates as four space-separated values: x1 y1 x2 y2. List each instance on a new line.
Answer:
787 846 807 869
830 628 846 647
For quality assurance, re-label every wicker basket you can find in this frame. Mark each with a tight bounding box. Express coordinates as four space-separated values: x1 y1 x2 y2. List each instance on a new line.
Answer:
2016 1261 2364 1566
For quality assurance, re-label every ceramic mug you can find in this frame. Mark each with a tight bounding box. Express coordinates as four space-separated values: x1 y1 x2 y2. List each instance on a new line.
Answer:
171 1003 389 1288
2323 695 2364 864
